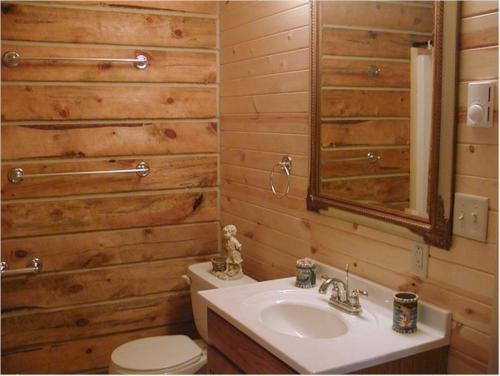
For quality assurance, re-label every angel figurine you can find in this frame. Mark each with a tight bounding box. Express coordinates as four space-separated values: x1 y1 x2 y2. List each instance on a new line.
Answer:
222 224 243 279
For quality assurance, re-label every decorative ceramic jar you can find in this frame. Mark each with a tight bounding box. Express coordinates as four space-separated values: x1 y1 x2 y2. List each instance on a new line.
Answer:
392 292 418 334
295 258 316 288
211 256 226 273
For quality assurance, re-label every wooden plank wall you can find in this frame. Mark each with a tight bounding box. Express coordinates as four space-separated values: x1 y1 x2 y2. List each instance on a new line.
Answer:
318 2 434 208
1 1 219 373
220 1 498 373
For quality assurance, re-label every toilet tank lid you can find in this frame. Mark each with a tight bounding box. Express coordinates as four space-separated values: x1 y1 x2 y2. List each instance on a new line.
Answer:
187 261 256 288
110 335 202 372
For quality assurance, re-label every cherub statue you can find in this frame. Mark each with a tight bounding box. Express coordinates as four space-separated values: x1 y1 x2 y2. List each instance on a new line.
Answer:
220 224 243 280
223 224 243 265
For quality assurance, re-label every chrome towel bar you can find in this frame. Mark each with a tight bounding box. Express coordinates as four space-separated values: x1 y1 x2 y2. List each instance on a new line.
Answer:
7 161 150 184
1 258 42 279
2 51 149 69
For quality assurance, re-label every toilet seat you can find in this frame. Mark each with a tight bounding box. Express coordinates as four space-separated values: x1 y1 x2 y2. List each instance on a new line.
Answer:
109 335 206 374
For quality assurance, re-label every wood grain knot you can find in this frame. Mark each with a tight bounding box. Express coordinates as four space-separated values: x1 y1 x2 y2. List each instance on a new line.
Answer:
68 284 84 294
76 318 89 327
192 194 204 211
164 128 177 139
14 249 28 258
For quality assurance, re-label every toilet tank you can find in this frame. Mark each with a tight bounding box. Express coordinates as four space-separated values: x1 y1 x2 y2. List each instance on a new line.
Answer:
186 262 256 342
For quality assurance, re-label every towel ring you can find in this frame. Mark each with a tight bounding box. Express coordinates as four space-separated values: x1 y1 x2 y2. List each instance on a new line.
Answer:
270 156 292 198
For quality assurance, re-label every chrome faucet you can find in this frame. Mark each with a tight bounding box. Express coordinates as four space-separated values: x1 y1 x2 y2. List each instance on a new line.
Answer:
318 264 368 315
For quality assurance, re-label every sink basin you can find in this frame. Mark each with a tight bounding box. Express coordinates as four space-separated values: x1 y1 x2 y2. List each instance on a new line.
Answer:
260 302 348 339
242 289 376 340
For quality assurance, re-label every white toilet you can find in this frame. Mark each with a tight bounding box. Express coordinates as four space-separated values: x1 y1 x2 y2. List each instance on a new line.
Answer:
109 261 256 374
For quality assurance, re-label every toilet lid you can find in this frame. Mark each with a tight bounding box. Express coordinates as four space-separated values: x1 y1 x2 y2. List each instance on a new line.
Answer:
111 335 202 372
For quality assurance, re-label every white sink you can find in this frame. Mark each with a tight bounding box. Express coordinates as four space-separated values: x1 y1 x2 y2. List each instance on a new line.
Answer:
199 260 451 374
242 289 377 339
260 302 348 338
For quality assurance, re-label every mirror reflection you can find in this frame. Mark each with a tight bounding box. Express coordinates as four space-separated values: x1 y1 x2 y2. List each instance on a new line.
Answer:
317 1 435 219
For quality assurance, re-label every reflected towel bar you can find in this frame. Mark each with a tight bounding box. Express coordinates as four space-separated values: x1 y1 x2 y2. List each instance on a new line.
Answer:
328 64 380 77
326 152 381 163
2 51 149 69
7 162 150 184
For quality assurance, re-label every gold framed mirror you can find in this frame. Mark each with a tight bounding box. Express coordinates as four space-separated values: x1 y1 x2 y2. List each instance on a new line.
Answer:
307 1 460 249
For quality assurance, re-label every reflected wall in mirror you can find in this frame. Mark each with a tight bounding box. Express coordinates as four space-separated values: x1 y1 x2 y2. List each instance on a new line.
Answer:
308 1 459 249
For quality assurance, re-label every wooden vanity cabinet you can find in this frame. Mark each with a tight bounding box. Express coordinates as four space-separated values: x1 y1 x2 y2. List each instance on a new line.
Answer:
207 309 448 374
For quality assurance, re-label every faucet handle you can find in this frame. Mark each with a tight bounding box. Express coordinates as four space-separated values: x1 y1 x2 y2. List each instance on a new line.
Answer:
351 288 368 296
320 274 330 281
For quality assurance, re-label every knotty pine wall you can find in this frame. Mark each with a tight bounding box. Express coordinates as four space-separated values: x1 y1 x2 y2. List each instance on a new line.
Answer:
1 1 219 373
220 1 498 373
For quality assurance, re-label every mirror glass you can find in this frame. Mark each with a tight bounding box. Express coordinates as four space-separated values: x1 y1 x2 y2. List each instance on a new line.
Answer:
317 1 435 219
309 1 460 248
318 1 434 218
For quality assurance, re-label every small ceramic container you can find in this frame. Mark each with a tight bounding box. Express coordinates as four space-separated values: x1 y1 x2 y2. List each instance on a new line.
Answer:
392 292 418 334
211 256 226 272
295 258 316 288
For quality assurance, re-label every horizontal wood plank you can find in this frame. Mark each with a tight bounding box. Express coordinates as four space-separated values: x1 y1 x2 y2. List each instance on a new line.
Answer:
2 291 193 349
95 1 217 14
221 1 307 32
221 131 308 155
221 92 308 114
2 121 217 160
220 148 309 177
321 119 410 147
321 175 410 204
321 89 410 117
2 190 217 237
1 222 218 273
461 1 498 18
456 144 498 179
460 12 499 49
1 44 216 84
2 156 217 199
459 47 499 81
322 28 429 59
1 322 197 374
222 48 309 81
221 113 308 134
320 148 410 178
1 256 207 310
1 85 216 121
221 4 309 48
1 3 216 48
321 58 410 88
321 1 434 33
222 70 308 97
222 164 307 198
221 26 309 64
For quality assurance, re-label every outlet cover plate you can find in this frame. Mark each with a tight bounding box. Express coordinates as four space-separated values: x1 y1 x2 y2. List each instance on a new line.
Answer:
410 242 429 278
453 193 489 242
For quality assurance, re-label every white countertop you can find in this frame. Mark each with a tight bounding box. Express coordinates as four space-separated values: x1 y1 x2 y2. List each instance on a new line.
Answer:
199 261 451 374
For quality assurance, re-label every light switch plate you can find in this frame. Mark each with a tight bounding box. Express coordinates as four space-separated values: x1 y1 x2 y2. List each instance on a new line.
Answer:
410 242 429 278
453 193 489 242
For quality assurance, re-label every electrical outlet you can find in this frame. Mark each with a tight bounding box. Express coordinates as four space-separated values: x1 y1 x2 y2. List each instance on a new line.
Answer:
410 242 429 278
